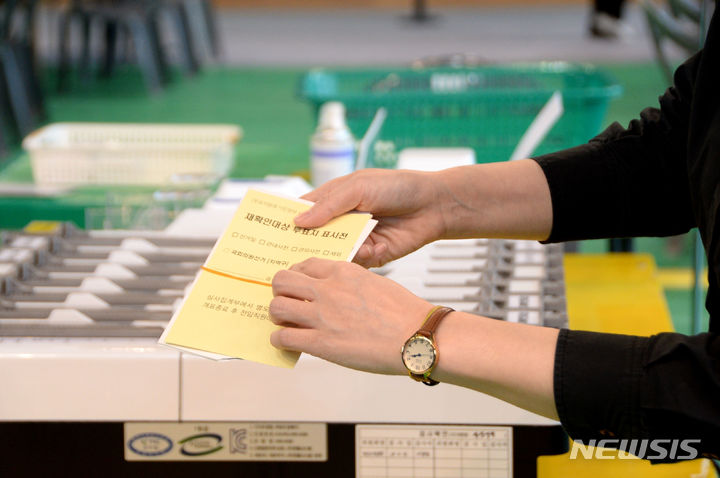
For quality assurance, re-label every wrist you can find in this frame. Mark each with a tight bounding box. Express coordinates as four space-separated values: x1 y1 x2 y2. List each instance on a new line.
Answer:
431 169 460 240
435 161 553 240
401 305 455 386
430 311 559 418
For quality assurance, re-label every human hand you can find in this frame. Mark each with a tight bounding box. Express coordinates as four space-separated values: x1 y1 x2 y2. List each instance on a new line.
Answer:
269 257 433 375
269 258 560 421
294 169 447 268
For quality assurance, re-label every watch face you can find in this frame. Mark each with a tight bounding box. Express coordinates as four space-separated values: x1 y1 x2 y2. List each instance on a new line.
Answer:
402 335 436 374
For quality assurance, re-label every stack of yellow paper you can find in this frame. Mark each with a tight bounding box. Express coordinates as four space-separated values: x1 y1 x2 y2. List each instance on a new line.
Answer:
160 189 376 368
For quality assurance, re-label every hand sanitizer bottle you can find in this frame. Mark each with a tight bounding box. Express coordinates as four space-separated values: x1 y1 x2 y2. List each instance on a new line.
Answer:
310 102 356 187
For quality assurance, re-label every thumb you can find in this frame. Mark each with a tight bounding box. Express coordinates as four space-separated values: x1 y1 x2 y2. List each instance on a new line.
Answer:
353 242 391 268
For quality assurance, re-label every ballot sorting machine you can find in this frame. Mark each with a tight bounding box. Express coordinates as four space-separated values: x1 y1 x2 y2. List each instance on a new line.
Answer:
0 223 568 478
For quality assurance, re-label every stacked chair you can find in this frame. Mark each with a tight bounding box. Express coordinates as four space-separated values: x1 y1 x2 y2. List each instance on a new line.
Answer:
0 0 46 158
642 0 711 82
56 0 220 94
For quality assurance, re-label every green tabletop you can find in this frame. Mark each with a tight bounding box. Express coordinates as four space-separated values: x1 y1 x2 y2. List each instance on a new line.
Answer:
0 63 664 230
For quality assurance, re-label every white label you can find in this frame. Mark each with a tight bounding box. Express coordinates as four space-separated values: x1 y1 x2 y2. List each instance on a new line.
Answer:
427 259 488 272
513 251 544 264
109 250 150 265
10 237 48 250
511 241 544 252
430 72 480 92
508 280 541 294
311 155 354 187
512 265 545 279
0 264 18 276
0 249 33 263
431 246 489 259
356 424 512 478
507 310 541 324
424 271 483 285
124 422 327 462
507 295 541 309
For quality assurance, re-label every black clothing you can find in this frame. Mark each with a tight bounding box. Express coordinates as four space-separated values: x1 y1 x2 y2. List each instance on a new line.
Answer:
594 0 624 19
532 7 720 460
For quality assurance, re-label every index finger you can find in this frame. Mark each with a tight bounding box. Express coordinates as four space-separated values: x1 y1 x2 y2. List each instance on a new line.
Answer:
295 176 362 228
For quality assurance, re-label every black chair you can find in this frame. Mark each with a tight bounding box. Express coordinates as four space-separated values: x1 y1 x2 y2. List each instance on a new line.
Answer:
0 0 46 155
642 0 711 82
176 0 221 64
57 0 199 94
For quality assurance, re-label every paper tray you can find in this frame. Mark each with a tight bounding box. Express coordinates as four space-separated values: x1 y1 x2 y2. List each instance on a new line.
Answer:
22 122 242 187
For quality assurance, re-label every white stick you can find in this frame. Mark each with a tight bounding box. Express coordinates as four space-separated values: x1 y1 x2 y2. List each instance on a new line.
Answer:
509 91 564 162
355 107 388 170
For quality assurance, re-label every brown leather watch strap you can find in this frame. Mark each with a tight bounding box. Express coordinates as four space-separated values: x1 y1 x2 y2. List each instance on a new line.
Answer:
409 305 454 386
417 305 455 339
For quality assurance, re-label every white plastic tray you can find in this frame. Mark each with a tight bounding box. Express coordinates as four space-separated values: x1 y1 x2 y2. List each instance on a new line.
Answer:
22 122 242 186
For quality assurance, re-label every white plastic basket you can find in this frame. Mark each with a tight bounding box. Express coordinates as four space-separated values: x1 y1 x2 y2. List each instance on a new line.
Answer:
22 122 243 186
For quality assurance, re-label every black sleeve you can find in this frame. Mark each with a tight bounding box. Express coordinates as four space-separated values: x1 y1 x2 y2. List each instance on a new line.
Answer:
554 328 720 460
531 51 700 242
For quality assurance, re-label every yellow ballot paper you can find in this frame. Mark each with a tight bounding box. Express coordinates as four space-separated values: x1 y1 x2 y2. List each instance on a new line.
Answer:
159 189 377 368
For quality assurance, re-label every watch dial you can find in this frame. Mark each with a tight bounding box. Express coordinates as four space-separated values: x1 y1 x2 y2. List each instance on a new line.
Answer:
402 336 436 374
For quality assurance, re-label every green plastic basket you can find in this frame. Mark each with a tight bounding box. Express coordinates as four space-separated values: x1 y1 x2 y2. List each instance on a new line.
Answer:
300 63 622 166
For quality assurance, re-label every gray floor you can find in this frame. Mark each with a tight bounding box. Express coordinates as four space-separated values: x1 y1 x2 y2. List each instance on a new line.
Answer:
36 3 689 68
214 4 668 66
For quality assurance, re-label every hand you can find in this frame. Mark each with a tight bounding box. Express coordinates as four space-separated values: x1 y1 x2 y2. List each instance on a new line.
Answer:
294 169 447 268
295 161 554 268
269 257 433 375
270 258 559 420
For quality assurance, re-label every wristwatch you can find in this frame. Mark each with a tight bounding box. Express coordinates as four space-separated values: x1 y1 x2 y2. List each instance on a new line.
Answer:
401 305 454 386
